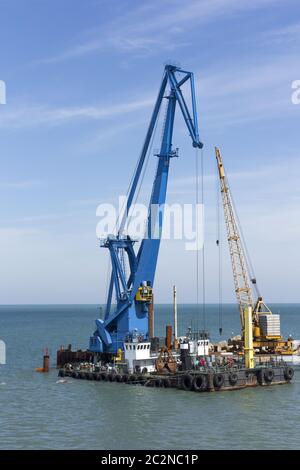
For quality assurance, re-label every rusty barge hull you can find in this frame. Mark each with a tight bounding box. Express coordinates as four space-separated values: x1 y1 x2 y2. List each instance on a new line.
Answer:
58 365 293 392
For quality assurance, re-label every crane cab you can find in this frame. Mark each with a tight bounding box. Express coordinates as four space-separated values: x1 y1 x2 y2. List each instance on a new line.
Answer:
135 283 153 302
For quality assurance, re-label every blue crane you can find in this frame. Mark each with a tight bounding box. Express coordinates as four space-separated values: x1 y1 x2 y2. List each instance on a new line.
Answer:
89 65 203 355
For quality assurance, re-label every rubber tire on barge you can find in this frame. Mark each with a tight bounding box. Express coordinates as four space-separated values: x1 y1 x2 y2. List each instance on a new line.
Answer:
228 372 238 386
181 374 193 391
284 367 294 381
213 373 224 389
193 374 207 391
264 369 274 383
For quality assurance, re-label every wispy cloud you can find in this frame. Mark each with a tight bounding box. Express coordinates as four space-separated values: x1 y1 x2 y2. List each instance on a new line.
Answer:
0 227 41 237
169 167 271 195
36 0 281 64
197 50 300 129
0 180 43 189
3 211 78 224
70 198 101 207
199 55 299 99
169 155 300 198
263 21 300 44
0 97 154 129
4 47 299 131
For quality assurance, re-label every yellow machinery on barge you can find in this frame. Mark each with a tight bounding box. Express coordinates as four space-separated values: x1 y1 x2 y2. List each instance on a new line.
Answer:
215 147 298 359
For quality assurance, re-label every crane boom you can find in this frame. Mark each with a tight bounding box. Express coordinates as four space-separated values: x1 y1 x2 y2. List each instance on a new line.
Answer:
215 147 253 330
215 146 280 347
89 65 203 354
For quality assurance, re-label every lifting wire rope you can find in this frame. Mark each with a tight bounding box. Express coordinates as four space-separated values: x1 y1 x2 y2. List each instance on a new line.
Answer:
201 148 206 333
230 191 260 298
195 147 206 333
216 168 223 335
195 147 199 330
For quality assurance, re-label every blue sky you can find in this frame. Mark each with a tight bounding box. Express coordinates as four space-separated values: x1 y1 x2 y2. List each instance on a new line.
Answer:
0 0 299 304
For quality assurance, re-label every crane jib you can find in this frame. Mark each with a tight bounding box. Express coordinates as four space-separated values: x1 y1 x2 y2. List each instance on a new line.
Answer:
90 65 203 354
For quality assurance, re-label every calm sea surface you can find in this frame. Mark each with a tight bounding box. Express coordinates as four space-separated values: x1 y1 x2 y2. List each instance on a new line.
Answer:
0 304 300 450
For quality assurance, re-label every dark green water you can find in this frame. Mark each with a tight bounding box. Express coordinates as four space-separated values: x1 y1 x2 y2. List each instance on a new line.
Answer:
0 304 300 449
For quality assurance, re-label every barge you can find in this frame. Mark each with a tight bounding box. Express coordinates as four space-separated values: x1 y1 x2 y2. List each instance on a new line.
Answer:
57 324 295 392
56 65 296 393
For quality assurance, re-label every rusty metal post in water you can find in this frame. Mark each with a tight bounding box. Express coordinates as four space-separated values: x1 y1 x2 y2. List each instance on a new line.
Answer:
43 348 50 372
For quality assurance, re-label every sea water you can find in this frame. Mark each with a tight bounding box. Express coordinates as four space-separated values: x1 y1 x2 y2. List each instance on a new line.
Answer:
0 304 299 450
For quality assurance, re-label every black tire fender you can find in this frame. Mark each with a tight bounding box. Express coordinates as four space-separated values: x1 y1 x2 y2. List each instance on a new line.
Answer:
182 374 193 391
284 367 294 381
228 372 238 386
213 373 224 388
264 368 274 383
193 374 207 391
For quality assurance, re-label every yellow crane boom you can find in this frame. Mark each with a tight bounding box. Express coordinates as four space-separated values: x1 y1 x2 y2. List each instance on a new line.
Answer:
214 148 297 357
215 147 253 331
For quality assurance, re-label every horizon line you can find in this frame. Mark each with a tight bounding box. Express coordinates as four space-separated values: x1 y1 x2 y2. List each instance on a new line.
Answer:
0 302 299 307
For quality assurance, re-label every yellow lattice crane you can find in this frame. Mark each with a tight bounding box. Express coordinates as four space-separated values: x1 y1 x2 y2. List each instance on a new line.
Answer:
214 147 286 353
